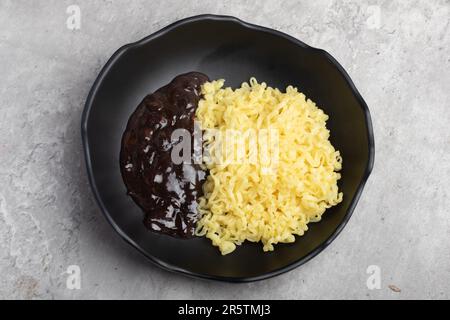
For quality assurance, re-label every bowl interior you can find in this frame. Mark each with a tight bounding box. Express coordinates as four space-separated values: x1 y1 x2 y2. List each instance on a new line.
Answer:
83 16 373 281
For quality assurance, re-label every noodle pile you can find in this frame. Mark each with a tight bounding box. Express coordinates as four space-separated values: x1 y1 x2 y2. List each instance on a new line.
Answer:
195 78 343 255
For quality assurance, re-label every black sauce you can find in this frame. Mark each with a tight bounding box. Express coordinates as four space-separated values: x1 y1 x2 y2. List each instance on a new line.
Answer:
120 72 209 238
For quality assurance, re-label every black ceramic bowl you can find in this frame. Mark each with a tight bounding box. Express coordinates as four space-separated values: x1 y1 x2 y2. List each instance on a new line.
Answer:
82 14 374 282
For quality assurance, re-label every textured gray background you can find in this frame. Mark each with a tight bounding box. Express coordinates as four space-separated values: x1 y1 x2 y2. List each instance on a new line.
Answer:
0 0 449 300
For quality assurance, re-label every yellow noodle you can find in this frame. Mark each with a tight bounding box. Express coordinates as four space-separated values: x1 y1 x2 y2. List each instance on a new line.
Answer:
196 78 343 255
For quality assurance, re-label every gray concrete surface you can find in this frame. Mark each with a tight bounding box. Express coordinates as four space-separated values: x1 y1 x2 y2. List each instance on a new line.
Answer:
0 0 449 300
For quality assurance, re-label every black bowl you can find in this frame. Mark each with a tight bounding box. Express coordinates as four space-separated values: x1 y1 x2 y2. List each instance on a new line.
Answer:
81 14 375 282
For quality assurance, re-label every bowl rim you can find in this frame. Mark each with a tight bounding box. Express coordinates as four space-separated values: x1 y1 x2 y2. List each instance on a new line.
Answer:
81 14 375 283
